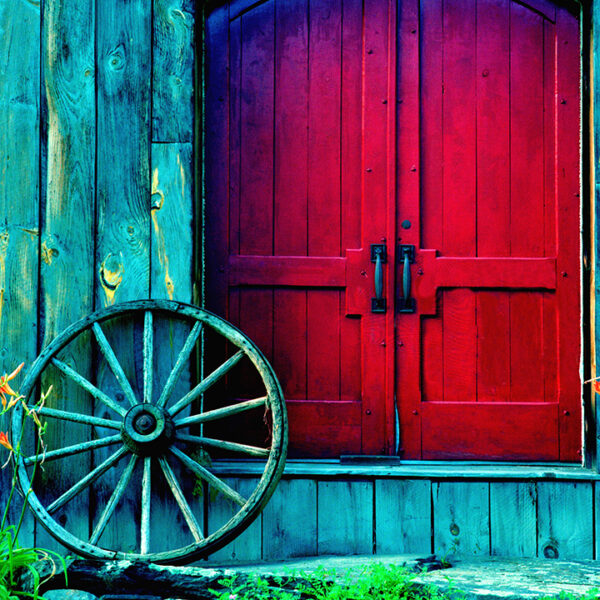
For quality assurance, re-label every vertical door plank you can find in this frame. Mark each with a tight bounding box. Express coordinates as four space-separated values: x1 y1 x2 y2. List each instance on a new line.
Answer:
0 0 40 546
239 1 274 257
37 0 96 553
555 5 582 461
490 482 536 557
433 482 490 557
537 482 593 559
318 481 373 555
152 0 195 143
375 479 431 554
204 4 229 315
273 0 308 403
262 479 317 559
340 0 362 406
150 143 194 552
475 0 510 405
510 2 544 259
306 0 342 413
442 0 476 258
208 478 262 562
95 0 151 551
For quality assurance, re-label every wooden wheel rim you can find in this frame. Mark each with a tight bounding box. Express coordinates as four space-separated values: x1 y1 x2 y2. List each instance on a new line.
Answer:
12 300 287 564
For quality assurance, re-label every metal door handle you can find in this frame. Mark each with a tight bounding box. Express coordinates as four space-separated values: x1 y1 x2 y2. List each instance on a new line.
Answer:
398 244 416 313
371 244 386 313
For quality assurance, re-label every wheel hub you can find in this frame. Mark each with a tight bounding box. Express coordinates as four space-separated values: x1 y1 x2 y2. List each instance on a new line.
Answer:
121 404 174 456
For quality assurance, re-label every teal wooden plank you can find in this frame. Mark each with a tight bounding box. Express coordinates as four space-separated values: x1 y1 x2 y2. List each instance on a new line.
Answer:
208 478 263 562
150 142 194 551
537 481 593 559
152 0 195 142
490 482 536 557
593 482 600 560
94 0 152 552
433 482 490 557
375 479 431 554
0 0 40 547
36 0 96 554
317 481 373 555
262 479 317 559
150 143 194 301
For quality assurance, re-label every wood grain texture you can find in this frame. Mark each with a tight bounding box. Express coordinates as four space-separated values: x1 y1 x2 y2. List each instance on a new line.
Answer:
152 0 195 142
262 479 317 559
490 482 536 557
595 483 599 558
432 482 490 557
317 481 373 555
37 0 96 553
150 143 194 551
0 0 40 546
375 479 431 554
94 0 151 551
208 478 262 562
537 482 593 559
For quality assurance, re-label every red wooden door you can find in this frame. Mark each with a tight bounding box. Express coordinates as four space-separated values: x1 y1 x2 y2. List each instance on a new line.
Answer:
397 0 581 460
205 0 397 457
205 0 581 461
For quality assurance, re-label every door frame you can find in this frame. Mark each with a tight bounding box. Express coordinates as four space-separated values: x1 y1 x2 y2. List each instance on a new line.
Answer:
198 0 598 470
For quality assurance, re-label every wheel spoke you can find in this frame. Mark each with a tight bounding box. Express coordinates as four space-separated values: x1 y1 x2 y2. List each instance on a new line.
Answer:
176 433 270 458
157 321 202 409
168 350 246 417
170 446 247 507
51 358 126 416
24 434 123 466
34 406 122 430
90 454 138 545
92 322 138 408
174 396 267 428
47 447 129 514
143 311 153 404
141 456 151 554
158 456 203 543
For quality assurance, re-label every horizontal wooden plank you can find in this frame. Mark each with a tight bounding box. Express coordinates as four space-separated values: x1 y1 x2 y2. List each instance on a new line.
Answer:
229 255 346 287
421 402 559 460
209 461 599 480
286 400 362 458
417 252 557 314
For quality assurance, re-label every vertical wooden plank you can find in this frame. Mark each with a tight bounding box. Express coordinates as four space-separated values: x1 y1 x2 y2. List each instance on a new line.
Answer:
272 0 308 403
152 0 195 143
204 4 229 316
375 479 431 554
262 479 317 559
475 0 510 406
537 482 593 559
208 478 262 562
95 0 151 551
150 143 194 552
490 482 536 557
37 0 96 552
239 0 274 257
433 482 490 557
0 0 40 546
595 483 600 558
317 480 373 555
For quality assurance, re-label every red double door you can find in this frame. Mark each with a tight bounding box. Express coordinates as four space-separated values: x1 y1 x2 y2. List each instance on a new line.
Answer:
205 0 581 460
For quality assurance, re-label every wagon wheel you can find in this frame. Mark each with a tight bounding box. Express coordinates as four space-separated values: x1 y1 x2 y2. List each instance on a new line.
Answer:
12 300 287 564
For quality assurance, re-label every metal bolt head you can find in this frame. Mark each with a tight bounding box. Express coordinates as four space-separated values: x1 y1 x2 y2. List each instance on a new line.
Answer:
134 413 157 435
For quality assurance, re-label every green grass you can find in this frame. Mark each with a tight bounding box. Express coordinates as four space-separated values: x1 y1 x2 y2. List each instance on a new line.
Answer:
209 563 464 600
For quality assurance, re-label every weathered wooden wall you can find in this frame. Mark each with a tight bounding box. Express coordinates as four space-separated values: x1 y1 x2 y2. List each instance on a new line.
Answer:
205 466 600 562
0 0 196 549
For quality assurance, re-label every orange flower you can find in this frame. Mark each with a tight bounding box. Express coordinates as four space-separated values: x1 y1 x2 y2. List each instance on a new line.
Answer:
594 380 600 395
0 431 12 452
0 362 24 410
